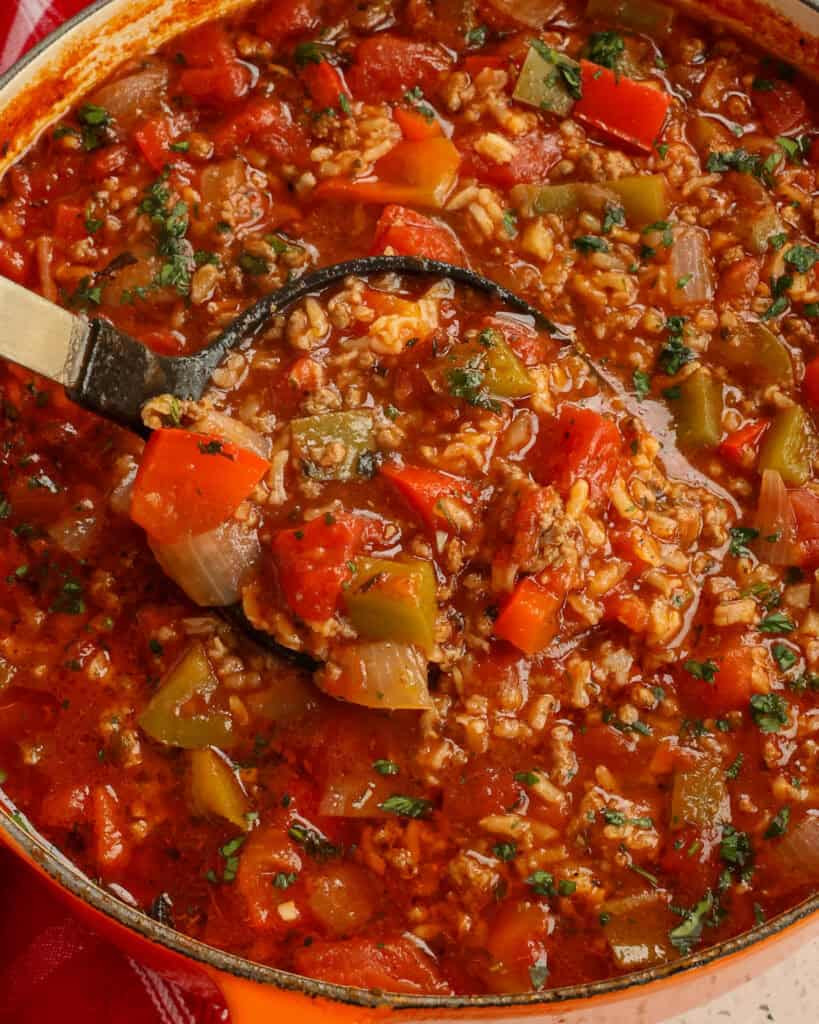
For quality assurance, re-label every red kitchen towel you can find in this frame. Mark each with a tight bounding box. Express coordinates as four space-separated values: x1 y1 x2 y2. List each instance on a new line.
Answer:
0 3 228 1019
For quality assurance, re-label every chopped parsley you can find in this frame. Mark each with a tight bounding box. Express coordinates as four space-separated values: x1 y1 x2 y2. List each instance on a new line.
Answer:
526 869 555 896
465 25 488 48
669 892 714 954
514 770 540 786
758 611 795 634
706 148 778 187
378 795 432 819
725 753 744 780
138 175 193 296
772 642 798 671
587 31 625 70
658 316 692 376
217 835 246 883
288 822 339 860
764 806 790 839
502 209 518 237
749 692 789 733
493 841 517 861
238 251 271 276
684 658 718 683
272 871 298 889
720 825 754 873
373 759 400 776
784 245 819 273
632 369 651 400
602 202 625 235
446 359 501 412
572 235 609 254
728 525 758 558
77 103 113 151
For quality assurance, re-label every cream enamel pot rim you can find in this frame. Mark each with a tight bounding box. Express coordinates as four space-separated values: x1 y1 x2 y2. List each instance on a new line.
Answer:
2 2 819 1022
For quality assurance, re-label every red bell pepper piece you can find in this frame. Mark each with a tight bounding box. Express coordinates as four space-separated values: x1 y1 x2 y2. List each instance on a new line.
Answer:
175 23 250 104
574 61 671 152
130 429 269 544
394 106 443 141
315 136 461 209
347 36 451 101
371 204 464 264
381 462 478 532
301 60 352 111
538 406 621 503
493 577 563 655
271 513 365 621
718 419 769 468
461 130 561 188
752 80 807 136
134 115 176 171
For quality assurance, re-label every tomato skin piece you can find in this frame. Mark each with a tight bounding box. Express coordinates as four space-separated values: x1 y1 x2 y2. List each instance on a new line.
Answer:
718 418 769 468
443 761 520 821
256 0 322 46
537 406 621 503
574 61 671 152
301 60 351 111
88 144 129 179
134 115 176 171
174 23 235 67
54 203 87 243
371 204 464 264
271 513 365 621
212 97 307 163
484 901 552 994
717 256 760 304
493 577 562 655
347 36 451 101
381 462 478 531
680 646 756 714
130 429 269 544
790 488 819 566
461 130 560 188
752 81 807 135
293 937 452 994
178 63 250 104
605 591 650 633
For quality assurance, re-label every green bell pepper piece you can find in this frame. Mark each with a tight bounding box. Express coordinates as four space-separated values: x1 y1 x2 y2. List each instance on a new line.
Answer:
719 322 793 388
511 174 667 225
291 411 374 481
513 43 579 118
607 175 668 225
673 368 723 448
759 405 812 485
139 642 236 749
345 558 437 653
189 747 251 829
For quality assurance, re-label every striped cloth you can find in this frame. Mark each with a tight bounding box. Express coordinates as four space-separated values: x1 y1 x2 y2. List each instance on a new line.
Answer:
0 3 229 1020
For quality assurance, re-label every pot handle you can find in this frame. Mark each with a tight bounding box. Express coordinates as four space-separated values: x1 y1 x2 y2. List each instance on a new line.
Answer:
204 967 387 1024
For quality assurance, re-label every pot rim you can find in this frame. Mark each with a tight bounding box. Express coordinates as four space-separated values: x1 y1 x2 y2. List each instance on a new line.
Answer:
1 0 819 1010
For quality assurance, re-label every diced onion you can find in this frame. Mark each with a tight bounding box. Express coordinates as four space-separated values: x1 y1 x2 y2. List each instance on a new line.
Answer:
754 468 798 566
47 515 100 559
485 0 562 27
108 457 138 518
90 65 168 131
150 520 261 606
318 641 432 709
775 813 819 877
670 226 714 308
190 410 271 459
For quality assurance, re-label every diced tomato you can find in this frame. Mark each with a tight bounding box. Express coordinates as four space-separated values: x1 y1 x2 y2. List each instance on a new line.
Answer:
493 577 563 656
134 115 176 171
381 462 478 532
256 0 322 46
288 355 325 391
680 645 757 714
54 203 87 243
718 418 769 468
39 783 91 829
394 105 443 141
752 81 807 136
371 204 464 264
213 97 307 161
717 256 760 304
301 59 351 111
178 63 250 104
293 936 451 994
92 785 129 874
480 315 549 367
461 130 561 188
88 145 129 179
271 513 365 621
790 488 819 566
605 591 650 633
804 357 819 408
174 23 235 68
463 55 506 75
0 239 29 284
484 902 552 994
347 36 451 101
130 429 270 544
537 406 621 504
444 760 520 821
575 61 671 152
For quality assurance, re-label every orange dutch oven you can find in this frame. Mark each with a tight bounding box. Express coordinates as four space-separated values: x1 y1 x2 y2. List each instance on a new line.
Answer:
2 1 819 1021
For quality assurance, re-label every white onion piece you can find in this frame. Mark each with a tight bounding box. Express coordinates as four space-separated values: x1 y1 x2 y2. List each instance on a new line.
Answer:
318 642 432 710
670 226 714 308
90 65 168 131
775 813 819 876
319 772 395 818
150 520 261 606
47 515 100 559
108 458 138 518
190 410 271 459
754 468 798 566
485 0 562 27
